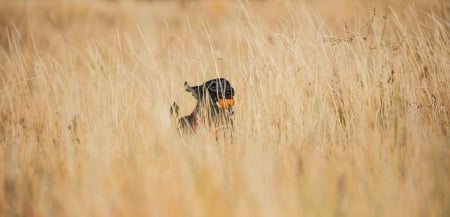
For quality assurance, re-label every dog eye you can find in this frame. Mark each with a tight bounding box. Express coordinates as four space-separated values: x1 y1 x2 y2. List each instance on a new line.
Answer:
209 82 217 89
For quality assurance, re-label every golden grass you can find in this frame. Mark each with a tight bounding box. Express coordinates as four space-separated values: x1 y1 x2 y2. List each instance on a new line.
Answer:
0 0 449 216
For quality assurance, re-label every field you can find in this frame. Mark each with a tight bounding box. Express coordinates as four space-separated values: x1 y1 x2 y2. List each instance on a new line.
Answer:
0 0 449 216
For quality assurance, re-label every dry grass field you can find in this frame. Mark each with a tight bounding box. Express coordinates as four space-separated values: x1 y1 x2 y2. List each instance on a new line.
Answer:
0 0 449 216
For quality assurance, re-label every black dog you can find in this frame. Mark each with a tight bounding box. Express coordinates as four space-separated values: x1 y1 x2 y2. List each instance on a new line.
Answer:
170 78 235 138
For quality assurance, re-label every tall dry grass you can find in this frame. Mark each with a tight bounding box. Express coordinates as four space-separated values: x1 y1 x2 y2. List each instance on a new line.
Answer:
0 0 449 217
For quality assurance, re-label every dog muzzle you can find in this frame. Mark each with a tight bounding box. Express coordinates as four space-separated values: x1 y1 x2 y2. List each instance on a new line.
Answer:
217 98 234 109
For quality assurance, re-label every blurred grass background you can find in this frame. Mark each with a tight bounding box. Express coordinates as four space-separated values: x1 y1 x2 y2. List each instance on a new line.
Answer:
0 0 449 217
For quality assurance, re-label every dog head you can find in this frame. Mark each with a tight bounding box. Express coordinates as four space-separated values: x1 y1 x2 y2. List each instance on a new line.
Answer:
184 78 235 114
171 78 235 135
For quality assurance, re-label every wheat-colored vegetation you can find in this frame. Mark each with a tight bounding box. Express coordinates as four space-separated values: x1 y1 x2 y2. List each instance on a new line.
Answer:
0 0 449 216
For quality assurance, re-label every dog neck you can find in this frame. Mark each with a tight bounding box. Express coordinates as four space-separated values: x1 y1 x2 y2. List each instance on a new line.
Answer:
190 102 220 128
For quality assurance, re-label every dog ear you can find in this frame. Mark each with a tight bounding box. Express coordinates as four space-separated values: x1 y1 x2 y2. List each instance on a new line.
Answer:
184 81 200 100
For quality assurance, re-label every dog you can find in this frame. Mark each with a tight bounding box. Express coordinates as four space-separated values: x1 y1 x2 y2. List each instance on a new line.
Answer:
170 78 235 138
